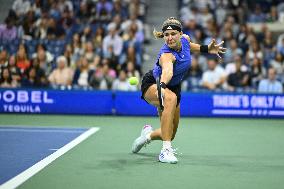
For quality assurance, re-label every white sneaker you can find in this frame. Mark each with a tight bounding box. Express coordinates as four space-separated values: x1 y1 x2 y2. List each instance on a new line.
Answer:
132 125 153 153
158 148 178 164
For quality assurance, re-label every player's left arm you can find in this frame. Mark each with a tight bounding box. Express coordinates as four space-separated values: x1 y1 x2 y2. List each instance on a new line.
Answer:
182 34 226 58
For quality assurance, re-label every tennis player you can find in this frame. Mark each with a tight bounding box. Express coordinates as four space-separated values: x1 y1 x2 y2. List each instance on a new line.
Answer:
132 17 226 163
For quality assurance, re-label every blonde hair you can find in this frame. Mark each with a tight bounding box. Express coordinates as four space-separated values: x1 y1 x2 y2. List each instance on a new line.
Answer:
153 17 182 39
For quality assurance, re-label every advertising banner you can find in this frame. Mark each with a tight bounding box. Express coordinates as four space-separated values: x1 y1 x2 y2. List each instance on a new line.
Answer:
0 89 113 115
0 89 283 118
181 93 284 118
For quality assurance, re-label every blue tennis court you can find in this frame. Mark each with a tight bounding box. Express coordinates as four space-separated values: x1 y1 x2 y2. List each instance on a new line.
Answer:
0 127 99 188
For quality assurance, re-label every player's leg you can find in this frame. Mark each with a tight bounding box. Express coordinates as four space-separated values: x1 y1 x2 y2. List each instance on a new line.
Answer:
143 84 178 139
146 95 180 141
132 84 158 153
132 84 177 153
171 104 180 140
144 86 178 163
150 99 180 141
159 89 177 141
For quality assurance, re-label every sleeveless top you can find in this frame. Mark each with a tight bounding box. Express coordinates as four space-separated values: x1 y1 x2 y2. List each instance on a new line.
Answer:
153 36 191 86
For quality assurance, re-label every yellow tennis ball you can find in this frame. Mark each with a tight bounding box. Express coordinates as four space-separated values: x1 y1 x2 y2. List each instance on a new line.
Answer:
129 77 139 85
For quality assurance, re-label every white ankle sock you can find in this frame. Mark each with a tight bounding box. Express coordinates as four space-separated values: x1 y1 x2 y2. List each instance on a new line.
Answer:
162 141 172 150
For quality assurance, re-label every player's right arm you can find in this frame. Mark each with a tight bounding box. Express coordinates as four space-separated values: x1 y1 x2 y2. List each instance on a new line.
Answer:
159 53 175 84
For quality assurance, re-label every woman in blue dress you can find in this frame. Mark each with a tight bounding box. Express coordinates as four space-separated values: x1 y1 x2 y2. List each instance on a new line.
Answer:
132 17 226 163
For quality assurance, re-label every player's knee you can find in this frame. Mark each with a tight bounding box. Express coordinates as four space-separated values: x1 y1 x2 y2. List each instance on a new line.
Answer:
164 91 177 106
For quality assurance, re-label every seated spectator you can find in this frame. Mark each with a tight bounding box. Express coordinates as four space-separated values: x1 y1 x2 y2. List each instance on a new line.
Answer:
89 63 116 90
63 44 77 68
266 6 278 22
112 69 137 91
95 0 113 24
258 67 283 93
46 18 65 40
112 1 128 20
12 0 31 18
227 60 250 92
80 25 93 43
75 1 92 25
23 57 49 87
102 25 123 60
225 55 248 75
48 56 74 88
70 33 84 64
22 10 37 39
128 0 147 21
21 67 42 88
248 4 266 23
8 55 21 87
0 17 18 42
269 52 283 79
121 13 143 34
92 26 105 55
0 50 9 72
59 8 74 31
224 39 243 64
82 41 95 63
247 40 263 62
15 44 30 74
201 58 226 91
249 57 266 89
72 57 92 88
32 44 54 75
277 37 284 56
33 14 48 39
124 61 140 81
0 68 14 88
262 30 276 67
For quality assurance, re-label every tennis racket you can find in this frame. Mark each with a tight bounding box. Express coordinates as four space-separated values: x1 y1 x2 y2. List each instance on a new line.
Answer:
156 77 164 111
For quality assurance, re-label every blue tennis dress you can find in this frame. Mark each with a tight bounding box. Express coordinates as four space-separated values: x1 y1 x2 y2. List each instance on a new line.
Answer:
153 36 192 86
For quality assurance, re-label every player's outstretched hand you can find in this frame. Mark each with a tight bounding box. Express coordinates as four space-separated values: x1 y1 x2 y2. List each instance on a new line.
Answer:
208 39 226 59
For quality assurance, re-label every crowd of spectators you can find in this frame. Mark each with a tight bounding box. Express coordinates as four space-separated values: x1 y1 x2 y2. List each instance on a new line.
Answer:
0 0 148 91
179 0 284 93
0 0 283 94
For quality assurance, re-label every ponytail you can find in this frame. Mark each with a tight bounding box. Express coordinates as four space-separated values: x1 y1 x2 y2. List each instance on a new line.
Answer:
153 28 164 39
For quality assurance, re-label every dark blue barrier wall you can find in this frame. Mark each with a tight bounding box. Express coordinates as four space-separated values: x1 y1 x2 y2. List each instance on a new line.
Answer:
114 91 157 116
0 89 283 118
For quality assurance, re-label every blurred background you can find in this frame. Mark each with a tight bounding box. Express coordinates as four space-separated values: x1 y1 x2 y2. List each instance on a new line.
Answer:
0 0 283 117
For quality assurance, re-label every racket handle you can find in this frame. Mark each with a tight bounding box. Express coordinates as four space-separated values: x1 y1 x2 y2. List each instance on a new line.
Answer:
156 77 164 111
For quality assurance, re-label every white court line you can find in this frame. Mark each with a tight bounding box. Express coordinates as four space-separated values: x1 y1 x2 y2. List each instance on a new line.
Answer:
0 127 100 189
0 128 86 133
